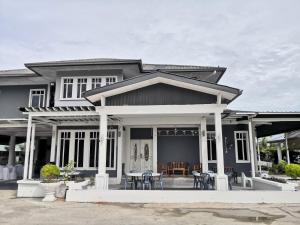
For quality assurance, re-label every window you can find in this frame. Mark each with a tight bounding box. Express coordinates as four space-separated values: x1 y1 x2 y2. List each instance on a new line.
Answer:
106 130 117 169
89 132 99 167
74 132 85 168
61 76 117 99
234 131 250 163
56 129 117 170
29 89 45 107
91 78 102 89
207 132 217 161
59 132 71 167
62 78 73 99
76 78 87 98
105 77 116 86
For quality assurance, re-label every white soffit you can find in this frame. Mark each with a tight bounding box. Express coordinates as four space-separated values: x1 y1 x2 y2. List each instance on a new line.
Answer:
87 77 236 103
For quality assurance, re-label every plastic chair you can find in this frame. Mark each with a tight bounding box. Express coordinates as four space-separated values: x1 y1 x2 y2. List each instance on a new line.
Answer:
241 172 253 188
124 174 135 190
0 165 4 180
156 171 164 190
192 171 200 189
141 171 152 190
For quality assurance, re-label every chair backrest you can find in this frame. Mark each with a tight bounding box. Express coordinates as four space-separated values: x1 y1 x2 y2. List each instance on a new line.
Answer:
142 171 152 183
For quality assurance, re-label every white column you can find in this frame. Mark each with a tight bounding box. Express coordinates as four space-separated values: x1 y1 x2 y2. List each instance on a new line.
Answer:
200 117 208 172
28 124 36 179
125 126 131 173
214 112 228 191
50 125 57 163
117 126 123 184
285 133 290 164
257 137 262 174
198 126 202 165
8 135 16 166
23 115 32 180
248 119 256 177
95 113 109 190
277 143 282 162
152 126 158 173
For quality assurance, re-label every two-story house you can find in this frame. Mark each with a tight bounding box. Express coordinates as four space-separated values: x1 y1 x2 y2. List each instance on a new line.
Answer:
1 58 300 193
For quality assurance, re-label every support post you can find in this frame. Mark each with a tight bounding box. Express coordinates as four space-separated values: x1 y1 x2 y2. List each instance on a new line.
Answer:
257 137 262 174
50 125 57 163
200 117 208 172
248 119 256 177
276 143 282 162
96 113 109 190
23 115 32 180
285 133 290 164
28 124 36 179
8 135 16 166
214 112 228 191
152 126 158 173
117 126 123 184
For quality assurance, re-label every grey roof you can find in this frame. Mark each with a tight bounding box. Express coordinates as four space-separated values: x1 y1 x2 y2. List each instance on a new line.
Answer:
84 70 242 101
143 63 226 72
25 58 142 67
0 68 36 77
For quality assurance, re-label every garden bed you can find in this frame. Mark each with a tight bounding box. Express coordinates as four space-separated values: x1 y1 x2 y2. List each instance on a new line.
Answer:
253 177 296 191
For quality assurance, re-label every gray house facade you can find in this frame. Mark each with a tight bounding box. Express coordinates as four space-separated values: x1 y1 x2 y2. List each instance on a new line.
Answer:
1 58 300 191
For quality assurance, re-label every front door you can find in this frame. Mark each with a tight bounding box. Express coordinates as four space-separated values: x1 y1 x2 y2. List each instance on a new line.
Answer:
130 139 153 171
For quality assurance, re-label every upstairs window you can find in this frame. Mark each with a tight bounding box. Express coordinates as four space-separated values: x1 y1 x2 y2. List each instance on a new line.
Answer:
106 77 116 85
29 89 45 107
207 132 217 161
63 78 73 99
77 78 87 98
91 78 102 89
234 131 250 163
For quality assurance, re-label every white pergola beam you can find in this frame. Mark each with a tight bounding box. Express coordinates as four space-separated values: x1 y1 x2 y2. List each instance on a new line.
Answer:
96 104 226 115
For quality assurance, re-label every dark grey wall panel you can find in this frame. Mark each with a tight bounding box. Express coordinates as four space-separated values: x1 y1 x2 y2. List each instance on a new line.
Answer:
157 136 200 170
106 83 217 106
130 128 153 139
0 85 47 119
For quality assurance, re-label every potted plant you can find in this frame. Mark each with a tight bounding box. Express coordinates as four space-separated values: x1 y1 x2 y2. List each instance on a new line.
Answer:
56 161 75 198
40 163 60 202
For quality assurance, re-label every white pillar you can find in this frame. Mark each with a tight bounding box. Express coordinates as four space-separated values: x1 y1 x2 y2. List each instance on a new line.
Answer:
198 126 202 165
214 112 228 191
200 117 208 172
23 115 32 180
117 126 123 184
277 143 282 162
50 125 57 163
28 124 36 179
125 126 131 173
8 135 16 166
95 113 109 190
248 119 256 177
285 133 290 164
152 126 158 173
257 137 262 174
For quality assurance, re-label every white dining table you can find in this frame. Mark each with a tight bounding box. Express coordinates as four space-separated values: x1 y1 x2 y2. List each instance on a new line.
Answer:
194 171 217 178
126 172 160 177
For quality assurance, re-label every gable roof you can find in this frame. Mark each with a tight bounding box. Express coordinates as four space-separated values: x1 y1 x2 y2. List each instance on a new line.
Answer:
84 71 242 104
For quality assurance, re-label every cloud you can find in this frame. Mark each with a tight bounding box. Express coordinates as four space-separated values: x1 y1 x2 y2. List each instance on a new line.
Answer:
0 0 300 111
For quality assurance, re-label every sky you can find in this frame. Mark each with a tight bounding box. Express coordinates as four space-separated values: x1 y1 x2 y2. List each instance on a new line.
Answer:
0 0 300 111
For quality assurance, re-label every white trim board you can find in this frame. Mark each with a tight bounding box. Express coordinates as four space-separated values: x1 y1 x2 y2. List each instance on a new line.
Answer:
87 77 237 103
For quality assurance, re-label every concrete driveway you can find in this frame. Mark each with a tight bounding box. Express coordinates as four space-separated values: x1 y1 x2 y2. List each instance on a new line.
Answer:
0 190 300 225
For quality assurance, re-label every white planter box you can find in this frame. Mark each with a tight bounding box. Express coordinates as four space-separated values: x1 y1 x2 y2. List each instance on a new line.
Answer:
17 180 45 197
252 177 297 191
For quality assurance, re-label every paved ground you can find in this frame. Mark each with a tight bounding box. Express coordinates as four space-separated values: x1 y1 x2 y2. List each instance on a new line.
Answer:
1 190 300 225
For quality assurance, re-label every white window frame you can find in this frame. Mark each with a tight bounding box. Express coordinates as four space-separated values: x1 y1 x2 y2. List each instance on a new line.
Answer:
207 131 217 163
56 129 117 170
60 76 118 100
76 78 88 99
28 89 46 107
234 131 250 163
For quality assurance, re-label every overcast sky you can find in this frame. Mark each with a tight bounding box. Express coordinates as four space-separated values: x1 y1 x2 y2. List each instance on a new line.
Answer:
0 0 300 111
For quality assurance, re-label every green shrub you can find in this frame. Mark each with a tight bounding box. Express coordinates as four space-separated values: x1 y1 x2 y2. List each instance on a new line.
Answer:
277 160 287 173
40 163 60 182
285 164 300 179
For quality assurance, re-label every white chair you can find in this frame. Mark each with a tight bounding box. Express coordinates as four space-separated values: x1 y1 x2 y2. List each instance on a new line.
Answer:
8 166 17 180
0 165 4 180
15 164 24 179
241 172 253 188
2 167 10 180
